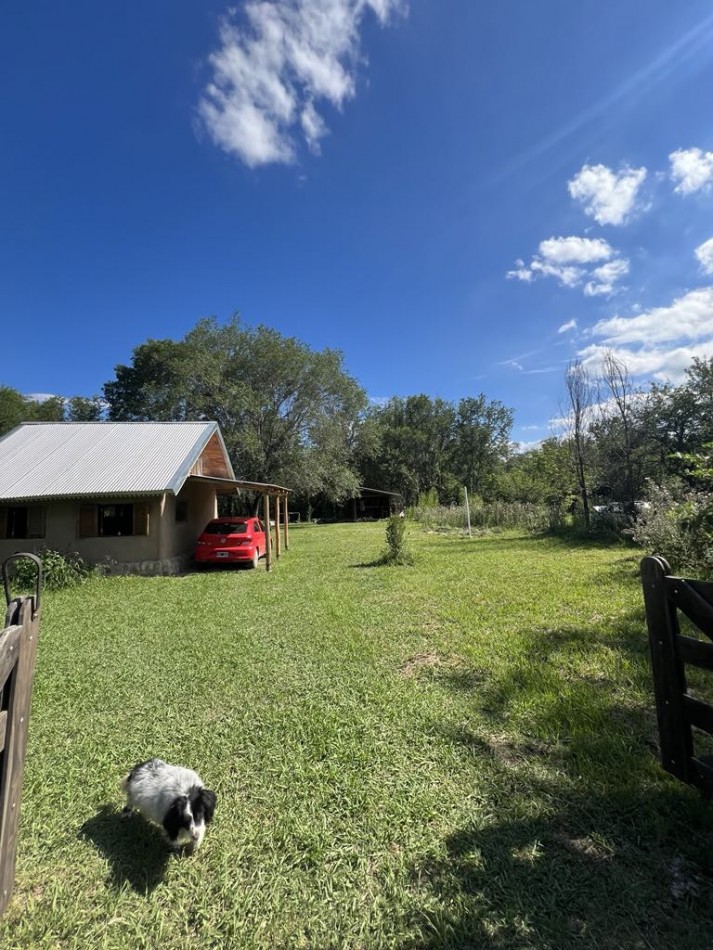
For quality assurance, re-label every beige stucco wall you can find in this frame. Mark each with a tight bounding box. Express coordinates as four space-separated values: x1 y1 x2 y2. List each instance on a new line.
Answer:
0 487 217 574
160 482 218 561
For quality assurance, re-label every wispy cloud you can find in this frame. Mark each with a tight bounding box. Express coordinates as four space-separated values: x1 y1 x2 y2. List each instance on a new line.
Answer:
508 236 628 296
695 237 713 275
198 0 406 167
670 147 713 194
491 12 713 183
568 163 647 226
558 319 577 334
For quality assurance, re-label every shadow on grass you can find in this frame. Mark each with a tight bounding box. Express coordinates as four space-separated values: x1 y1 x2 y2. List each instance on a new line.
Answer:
401 612 713 945
405 781 713 949
79 805 171 893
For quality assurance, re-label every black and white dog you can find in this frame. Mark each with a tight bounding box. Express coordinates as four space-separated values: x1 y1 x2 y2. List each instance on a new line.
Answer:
122 758 217 851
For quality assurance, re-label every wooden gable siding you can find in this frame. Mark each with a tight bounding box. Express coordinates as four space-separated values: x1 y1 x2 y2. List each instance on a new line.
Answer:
190 432 232 479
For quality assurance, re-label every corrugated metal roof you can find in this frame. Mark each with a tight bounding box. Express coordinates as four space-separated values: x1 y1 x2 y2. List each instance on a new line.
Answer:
0 422 232 502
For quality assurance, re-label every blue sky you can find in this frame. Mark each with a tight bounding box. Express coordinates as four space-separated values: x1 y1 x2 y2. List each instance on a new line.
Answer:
3 1 713 446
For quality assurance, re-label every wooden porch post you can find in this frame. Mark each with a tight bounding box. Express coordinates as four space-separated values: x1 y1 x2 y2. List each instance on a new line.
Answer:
275 493 281 559
263 493 272 572
283 494 289 551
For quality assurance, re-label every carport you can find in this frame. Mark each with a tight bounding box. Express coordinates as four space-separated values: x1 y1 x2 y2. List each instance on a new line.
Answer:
189 476 292 572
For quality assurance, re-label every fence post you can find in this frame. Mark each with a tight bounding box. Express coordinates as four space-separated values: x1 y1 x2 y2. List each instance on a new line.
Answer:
640 555 692 783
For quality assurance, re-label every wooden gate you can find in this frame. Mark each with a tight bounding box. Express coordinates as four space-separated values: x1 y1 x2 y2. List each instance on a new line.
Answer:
0 554 42 915
641 555 713 794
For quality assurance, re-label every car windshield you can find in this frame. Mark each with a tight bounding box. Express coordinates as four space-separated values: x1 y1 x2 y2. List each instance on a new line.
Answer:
204 522 249 535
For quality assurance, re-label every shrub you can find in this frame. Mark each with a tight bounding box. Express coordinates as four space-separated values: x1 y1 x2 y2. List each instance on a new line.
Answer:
633 481 713 577
382 515 412 565
8 549 99 592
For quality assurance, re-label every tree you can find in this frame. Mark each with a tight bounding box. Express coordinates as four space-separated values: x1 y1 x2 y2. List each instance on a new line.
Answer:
354 393 513 506
641 357 713 481
103 316 367 503
498 438 574 511
0 386 65 436
449 396 513 500
66 396 104 421
563 360 596 529
354 396 457 505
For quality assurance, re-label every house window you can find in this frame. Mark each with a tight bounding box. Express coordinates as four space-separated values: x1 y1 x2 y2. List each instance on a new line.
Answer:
98 504 134 537
78 502 150 538
175 501 188 523
2 506 46 540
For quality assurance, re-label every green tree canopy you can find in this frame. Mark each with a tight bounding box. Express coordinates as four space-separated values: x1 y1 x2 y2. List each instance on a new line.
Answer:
355 393 513 506
103 316 368 503
0 386 66 437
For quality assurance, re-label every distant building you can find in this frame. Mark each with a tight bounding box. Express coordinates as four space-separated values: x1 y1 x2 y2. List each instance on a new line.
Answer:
348 487 403 521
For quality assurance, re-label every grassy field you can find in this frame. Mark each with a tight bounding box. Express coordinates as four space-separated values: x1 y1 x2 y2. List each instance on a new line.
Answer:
1 522 712 948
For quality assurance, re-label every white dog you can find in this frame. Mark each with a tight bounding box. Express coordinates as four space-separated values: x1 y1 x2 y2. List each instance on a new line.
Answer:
121 758 216 851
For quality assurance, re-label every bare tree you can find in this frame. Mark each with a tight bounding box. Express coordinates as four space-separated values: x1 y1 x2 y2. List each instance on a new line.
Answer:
563 360 596 529
599 350 637 508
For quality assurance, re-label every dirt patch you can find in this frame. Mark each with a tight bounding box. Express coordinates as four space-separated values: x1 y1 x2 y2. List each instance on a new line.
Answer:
487 732 552 767
399 652 467 678
554 832 614 864
400 652 446 677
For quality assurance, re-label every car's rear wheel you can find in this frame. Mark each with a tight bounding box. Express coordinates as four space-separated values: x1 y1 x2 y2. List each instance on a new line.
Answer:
250 548 260 569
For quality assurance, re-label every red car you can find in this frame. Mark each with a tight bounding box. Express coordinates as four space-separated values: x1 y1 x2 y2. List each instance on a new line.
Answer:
194 517 267 568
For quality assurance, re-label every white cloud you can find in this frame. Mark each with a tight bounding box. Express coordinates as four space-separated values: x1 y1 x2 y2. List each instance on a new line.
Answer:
579 341 713 382
513 439 543 454
25 392 58 403
568 163 647 226
508 235 627 296
558 319 577 333
578 286 713 383
584 259 630 297
695 237 713 276
592 287 713 346
198 0 406 167
539 236 612 264
670 147 713 194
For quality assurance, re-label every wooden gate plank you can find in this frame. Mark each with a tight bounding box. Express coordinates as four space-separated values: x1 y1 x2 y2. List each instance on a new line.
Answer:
0 597 41 915
640 556 693 783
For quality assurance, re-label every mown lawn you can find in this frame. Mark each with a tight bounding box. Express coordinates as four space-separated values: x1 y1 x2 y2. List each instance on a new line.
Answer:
2 523 712 948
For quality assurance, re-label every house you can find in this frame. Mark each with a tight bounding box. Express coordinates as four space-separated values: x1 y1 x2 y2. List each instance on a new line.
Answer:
0 421 290 575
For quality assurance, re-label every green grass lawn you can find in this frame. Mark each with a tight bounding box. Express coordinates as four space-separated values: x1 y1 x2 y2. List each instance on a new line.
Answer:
2 523 713 948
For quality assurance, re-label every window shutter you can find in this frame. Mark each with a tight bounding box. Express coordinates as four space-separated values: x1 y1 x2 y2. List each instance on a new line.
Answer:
134 502 150 536
78 505 96 538
0 508 6 540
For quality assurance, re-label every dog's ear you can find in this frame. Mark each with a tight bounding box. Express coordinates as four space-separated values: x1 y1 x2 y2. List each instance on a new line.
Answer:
199 788 217 824
162 798 185 842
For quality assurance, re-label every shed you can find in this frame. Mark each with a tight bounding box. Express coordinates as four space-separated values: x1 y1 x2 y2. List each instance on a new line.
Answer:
350 487 403 521
0 421 291 574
